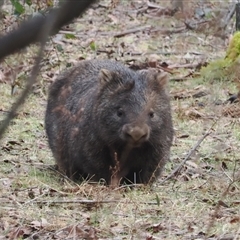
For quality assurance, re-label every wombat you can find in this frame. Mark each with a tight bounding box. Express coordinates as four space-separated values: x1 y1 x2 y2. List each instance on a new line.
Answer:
45 59 173 186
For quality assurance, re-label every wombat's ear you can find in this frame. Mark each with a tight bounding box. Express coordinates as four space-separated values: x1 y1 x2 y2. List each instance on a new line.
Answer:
156 72 168 88
99 68 113 85
141 69 168 88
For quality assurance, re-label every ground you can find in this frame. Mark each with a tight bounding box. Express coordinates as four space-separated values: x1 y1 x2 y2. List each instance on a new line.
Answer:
0 0 240 239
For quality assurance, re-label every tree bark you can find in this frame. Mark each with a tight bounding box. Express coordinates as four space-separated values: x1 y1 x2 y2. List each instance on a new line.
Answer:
236 3 240 31
0 0 96 61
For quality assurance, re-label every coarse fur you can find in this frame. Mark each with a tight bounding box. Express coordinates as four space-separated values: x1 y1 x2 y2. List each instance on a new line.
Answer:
45 59 173 186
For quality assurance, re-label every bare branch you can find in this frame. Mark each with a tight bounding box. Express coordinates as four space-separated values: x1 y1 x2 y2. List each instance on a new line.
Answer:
161 121 216 184
0 7 54 138
0 0 96 61
0 0 96 139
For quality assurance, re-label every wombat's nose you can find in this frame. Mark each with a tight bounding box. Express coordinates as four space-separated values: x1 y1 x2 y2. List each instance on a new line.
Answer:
122 124 150 143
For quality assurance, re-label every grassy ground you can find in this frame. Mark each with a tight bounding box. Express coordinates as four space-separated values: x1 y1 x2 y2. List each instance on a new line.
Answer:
0 0 240 239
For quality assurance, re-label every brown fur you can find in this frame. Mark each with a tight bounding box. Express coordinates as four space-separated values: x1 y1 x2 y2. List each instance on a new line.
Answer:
45 60 174 186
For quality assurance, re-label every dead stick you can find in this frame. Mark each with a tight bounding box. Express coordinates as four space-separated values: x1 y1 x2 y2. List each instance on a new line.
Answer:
114 25 152 38
222 3 236 29
168 62 205 69
0 199 118 205
0 199 160 205
161 122 216 184
150 26 186 34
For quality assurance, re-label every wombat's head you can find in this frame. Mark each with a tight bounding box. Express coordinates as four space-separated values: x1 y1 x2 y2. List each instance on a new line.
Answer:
94 68 171 149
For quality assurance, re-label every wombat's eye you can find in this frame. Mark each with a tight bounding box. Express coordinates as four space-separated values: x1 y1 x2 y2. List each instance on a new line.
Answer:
149 111 155 118
117 108 124 117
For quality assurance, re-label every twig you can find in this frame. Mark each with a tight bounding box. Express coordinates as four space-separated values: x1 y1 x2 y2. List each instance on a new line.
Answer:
150 26 186 34
184 20 210 31
222 4 236 29
114 25 152 38
160 122 216 184
0 11 57 139
147 1 164 9
168 61 206 69
0 198 161 205
1 199 119 205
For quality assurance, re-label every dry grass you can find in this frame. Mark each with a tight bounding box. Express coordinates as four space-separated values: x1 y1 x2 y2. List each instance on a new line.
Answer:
0 0 240 239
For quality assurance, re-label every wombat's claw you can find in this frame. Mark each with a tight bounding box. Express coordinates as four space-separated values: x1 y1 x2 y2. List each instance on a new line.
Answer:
110 175 121 187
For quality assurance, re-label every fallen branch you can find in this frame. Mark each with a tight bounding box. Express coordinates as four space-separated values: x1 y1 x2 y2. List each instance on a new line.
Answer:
150 26 186 34
168 61 207 69
161 121 216 184
0 198 160 205
114 25 152 38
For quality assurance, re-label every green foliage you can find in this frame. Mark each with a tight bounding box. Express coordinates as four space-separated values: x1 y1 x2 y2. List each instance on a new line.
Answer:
65 33 76 39
226 31 240 61
89 40 97 51
200 32 240 82
155 194 160 206
10 0 25 15
26 0 32 6
8 0 52 16
200 58 233 82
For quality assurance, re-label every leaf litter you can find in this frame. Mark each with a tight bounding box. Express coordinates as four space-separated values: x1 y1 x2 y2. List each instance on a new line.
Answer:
0 0 240 239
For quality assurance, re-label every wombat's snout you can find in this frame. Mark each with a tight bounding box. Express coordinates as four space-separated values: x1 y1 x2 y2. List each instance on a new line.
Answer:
122 124 150 146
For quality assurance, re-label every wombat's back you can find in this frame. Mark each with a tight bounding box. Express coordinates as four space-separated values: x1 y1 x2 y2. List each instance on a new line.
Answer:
47 60 139 111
